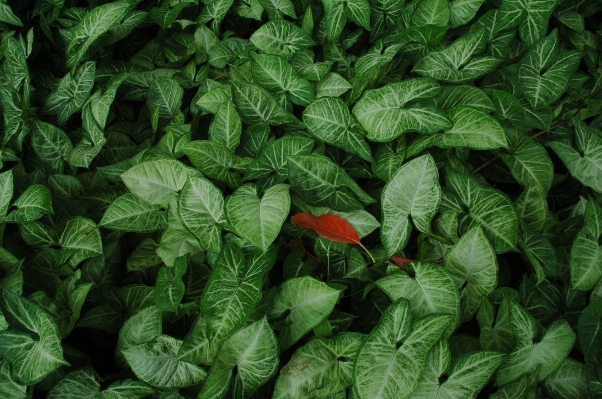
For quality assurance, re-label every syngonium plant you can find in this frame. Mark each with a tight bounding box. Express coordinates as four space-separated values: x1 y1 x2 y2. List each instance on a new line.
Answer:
0 0 600 397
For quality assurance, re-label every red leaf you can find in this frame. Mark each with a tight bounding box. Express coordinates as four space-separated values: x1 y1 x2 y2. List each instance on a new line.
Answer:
390 256 414 269
291 212 360 244
291 212 375 263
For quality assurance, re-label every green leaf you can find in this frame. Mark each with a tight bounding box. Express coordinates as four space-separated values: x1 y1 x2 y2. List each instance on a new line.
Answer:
178 315 212 365
412 0 450 26
570 199 602 290
548 119 602 193
198 317 278 399
257 0 296 19
151 2 193 28
432 351 505 398
0 289 68 385
353 298 453 399
413 28 501 83
123 334 207 388
147 78 184 125
244 136 314 182
121 159 189 207
497 0 558 45
226 183 290 252
199 0 235 32
44 61 96 125
156 195 204 267
100 193 167 232
381 154 440 257
5 184 52 223
178 175 226 253
183 140 243 189
0 170 13 223
577 297 602 356
47 367 154 399
287 154 375 211
445 227 498 323
67 2 130 68
496 301 576 385
249 20 315 60
321 0 371 41
374 262 460 337
117 306 163 368
155 256 187 312
477 297 516 353
353 78 450 142
209 99 242 152
544 358 588 399
519 30 582 110
498 129 554 194
202 243 276 345
449 0 485 27
0 4 23 27
303 97 372 161
436 85 494 112
271 276 342 351
59 217 103 268
446 170 518 253
432 106 508 150
32 121 73 174
231 81 300 127
273 332 365 398
252 54 315 106
315 73 352 98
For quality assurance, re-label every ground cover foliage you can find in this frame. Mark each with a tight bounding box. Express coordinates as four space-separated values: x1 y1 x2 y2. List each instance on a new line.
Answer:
0 0 601 397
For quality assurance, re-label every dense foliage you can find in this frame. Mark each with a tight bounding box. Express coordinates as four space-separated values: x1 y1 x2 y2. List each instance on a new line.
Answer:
0 0 601 397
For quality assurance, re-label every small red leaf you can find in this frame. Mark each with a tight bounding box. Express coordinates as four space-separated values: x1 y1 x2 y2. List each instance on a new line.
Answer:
390 256 414 269
291 212 375 263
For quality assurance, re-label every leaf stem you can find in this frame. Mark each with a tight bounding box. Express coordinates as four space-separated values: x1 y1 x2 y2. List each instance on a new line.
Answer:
358 242 376 263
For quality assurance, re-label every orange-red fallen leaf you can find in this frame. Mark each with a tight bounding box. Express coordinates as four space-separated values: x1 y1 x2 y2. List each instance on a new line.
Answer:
291 212 375 263
390 256 414 269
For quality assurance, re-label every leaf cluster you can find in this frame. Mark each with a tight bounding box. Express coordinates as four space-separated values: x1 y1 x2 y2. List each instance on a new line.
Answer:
0 0 601 398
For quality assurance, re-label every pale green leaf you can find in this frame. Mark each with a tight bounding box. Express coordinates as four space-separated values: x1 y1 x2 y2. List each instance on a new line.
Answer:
100 193 167 233
353 78 450 142
413 28 501 83
273 332 365 398
374 262 460 337
548 119 602 193
0 290 68 385
202 244 276 344
5 184 52 223
287 154 375 212
446 170 518 253
44 61 96 125
226 184 290 252
249 20 315 60
353 298 453 399
496 301 576 385
178 176 226 253
303 97 372 161
544 358 588 399
209 99 242 152
381 154 440 256
270 276 342 351
59 217 103 267
198 317 278 399
123 334 207 388
252 54 315 106
519 30 581 110
67 2 130 67
121 159 189 207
